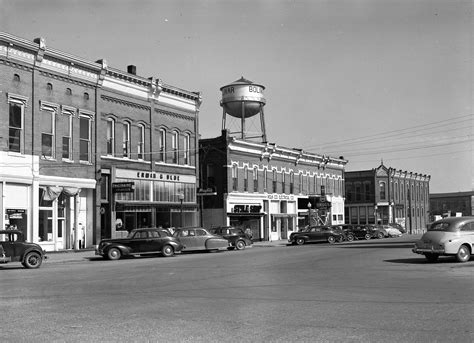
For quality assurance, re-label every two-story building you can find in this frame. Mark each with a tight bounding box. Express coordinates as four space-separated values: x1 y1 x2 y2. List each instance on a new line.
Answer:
345 163 430 233
199 130 347 241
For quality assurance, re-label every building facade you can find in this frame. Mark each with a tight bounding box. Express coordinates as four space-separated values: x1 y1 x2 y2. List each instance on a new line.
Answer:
429 191 474 220
0 32 201 251
199 131 348 241
345 164 430 233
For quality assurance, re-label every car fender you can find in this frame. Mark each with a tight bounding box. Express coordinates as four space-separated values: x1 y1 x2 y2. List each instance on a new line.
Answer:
20 247 45 263
444 239 472 255
105 244 133 256
167 241 184 252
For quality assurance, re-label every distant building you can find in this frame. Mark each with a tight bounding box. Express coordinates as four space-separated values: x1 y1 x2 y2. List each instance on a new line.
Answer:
199 130 347 241
429 191 474 219
345 164 430 233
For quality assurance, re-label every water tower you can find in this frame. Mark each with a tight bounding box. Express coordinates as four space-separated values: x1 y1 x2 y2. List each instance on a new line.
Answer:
220 77 267 142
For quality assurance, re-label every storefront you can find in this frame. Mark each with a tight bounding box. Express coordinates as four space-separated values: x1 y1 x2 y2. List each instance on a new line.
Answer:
110 168 198 237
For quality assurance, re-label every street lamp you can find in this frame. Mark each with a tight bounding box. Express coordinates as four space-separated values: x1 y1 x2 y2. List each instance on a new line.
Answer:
178 193 185 228
307 201 312 226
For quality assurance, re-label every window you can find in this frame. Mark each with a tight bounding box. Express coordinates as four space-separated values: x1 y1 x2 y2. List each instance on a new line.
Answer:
206 164 215 188
40 102 57 158
299 173 303 194
66 88 72 95
100 175 109 201
290 172 294 194
355 184 361 201
159 129 166 162
263 169 268 192
243 166 248 191
272 170 277 193
106 118 115 156
183 133 190 165
172 131 178 163
46 83 53 94
79 115 91 162
8 98 25 153
138 124 145 160
62 112 73 160
13 74 20 83
84 92 89 100
253 167 258 192
380 182 386 200
122 122 130 158
282 172 286 193
232 164 238 191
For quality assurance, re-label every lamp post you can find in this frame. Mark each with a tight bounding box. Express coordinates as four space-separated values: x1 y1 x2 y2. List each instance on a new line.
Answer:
178 193 185 228
374 205 378 225
307 201 312 226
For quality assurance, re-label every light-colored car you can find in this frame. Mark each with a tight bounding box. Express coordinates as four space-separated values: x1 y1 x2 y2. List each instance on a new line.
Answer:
412 216 474 262
173 227 230 252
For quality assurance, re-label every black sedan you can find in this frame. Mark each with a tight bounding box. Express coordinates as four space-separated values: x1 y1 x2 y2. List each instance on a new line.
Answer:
289 226 344 245
96 228 183 260
209 226 253 250
0 229 47 268
338 225 375 241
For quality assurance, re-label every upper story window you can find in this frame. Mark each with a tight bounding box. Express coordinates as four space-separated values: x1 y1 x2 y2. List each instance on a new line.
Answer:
84 92 89 100
172 131 179 164
355 183 362 201
122 122 130 158
40 102 58 159
289 172 294 194
244 166 248 192
159 129 166 162
61 106 75 161
299 173 303 194
263 168 268 192
13 74 20 83
8 95 27 153
253 167 258 192
183 133 190 165
272 169 277 193
314 176 320 194
282 172 286 194
380 182 386 200
365 183 370 201
66 88 72 95
346 183 353 201
138 124 145 160
106 118 115 156
79 114 92 163
46 83 53 95
206 163 215 188
232 164 238 191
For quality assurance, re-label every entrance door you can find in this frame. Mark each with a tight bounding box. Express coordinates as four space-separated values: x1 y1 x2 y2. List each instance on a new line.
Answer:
56 219 65 250
280 218 287 240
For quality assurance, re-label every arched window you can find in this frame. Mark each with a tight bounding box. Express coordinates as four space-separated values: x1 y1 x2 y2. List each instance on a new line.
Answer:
253 167 258 192
13 74 20 83
243 166 248 191
106 118 115 156
290 172 294 194
46 83 53 95
299 173 303 194
137 124 145 160
272 169 277 193
263 168 268 192
379 182 386 200
84 92 89 100
183 133 190 165
66 88 72 95
172 131 179 164
159 129 166 162
122 121 130 158
232 164 238 191
282 171 286 194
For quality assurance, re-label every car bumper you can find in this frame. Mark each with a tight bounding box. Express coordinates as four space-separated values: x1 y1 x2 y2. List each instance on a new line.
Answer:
412 247 445 254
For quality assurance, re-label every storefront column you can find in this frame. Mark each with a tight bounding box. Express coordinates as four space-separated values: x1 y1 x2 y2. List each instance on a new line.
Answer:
74 194 80 250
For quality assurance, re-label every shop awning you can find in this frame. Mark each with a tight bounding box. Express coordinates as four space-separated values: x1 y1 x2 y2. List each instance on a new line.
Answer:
271 213 298 218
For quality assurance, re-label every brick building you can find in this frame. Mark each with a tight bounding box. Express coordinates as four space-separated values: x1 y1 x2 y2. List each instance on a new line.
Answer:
0 32 201 251
199 130 348 241
345 163 430 233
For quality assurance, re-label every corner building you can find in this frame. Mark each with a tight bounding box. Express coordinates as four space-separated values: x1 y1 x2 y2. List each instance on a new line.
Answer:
345 163 430 234
0 32 201 250
200 130 347 241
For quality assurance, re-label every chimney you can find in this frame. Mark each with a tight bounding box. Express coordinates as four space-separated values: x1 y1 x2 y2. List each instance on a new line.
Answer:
127 65 137 75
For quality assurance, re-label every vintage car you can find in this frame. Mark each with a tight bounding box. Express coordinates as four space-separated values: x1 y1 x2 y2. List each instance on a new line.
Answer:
412 216 474 262
338 224 374 241
96 228 183 260
209 226 252 250
0 229 47 269
173 227 230 252
289 226 344 245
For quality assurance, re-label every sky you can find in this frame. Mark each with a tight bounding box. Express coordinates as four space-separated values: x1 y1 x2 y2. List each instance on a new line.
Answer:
1 0 472 193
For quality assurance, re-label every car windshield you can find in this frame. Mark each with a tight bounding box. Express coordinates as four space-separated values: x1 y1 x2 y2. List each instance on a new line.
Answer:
428 222 452 232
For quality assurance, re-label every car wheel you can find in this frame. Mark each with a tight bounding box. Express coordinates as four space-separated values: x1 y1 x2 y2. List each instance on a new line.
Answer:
295 237 305 245
364 234 372 240
336 236 344 243
107 247 121 260
22 251 42 269
377 232 384 239
455 245 471 263
235 240 246 250
161 245 174 257
346 234 354 242
327 236 336 244
424 253 439 262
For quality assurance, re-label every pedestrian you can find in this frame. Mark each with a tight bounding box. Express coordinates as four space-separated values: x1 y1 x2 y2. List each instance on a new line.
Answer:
78 223 85 249
245 227 253 240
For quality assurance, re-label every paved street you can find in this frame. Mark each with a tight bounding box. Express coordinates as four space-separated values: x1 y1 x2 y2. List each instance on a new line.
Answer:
1 236 473 343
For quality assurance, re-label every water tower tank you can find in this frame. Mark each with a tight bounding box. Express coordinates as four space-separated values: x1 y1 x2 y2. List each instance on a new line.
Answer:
220 77 266 118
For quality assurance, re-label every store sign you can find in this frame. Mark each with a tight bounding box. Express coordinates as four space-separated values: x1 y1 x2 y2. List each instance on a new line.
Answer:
115 168 196 184
112 182 135 193
232 205 262 213
6 209 26 219
267 194 294 201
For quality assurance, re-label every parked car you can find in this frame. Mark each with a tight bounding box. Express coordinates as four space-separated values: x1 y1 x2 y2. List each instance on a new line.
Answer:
339 225 375 241
209 226 252 250
173 227 230 252
387 222 406 234
0 229 47 269
368 225 388 239
289 226 344 245
412 216 474 262
384 226 403 237
96 228 183 260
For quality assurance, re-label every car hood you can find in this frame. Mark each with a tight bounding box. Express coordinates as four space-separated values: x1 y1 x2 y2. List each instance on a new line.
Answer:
98 238 130 244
